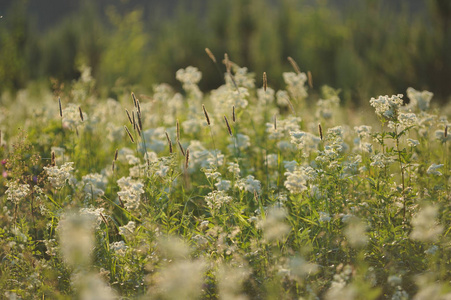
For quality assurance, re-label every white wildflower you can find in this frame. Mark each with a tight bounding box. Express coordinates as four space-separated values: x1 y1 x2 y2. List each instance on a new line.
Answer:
227 162 241 177
58 211 96 267
235 175 261 194
205 190 232 210
118 221 136 240
344 217 368 248
410 205 443 242
354 125 372 139
284 168 308 194
406 87 433 111
79 207 105 230
258 206 290 242
369 94 404 120
319 211 331 223
117 177 144 210
44 162 75 189
257 87 275 104
62 103 87 130
426 163 443 176
5 181 30 204
81 173 107 201
407 139 420 147
215 178 231 192
283 72 308 100
176 66 202 85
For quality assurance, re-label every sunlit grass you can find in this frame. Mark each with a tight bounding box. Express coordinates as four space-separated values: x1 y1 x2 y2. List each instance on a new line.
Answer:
0 63 450 299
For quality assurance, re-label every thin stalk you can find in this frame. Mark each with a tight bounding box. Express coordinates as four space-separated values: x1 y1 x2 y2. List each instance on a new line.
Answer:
395 127 406 220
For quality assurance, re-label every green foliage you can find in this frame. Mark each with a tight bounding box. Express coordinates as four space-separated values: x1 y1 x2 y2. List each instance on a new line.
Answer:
0 61 450 298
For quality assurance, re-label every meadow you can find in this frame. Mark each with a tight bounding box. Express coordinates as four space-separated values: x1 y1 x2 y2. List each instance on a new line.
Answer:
0 56 450 299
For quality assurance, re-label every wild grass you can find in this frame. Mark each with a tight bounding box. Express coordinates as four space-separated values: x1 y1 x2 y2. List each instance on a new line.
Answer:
0 62 450 299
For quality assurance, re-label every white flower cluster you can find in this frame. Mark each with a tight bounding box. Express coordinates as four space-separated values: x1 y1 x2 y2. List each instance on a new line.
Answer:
406 87 433 112
81 173 107 201
117 177 145 211
109 240 127 256
266 116 301 140
370 153 394 168
284 165 316 194
62 103 87 130
187 141 224 170
235 175 261 194
79 207 105 229
316 126 346 164
426 163 444 176
369 94 403 120
257 87 275 104
227 162 240 177
176 66 202 85
226 67 255 89
258 206 290 242
228 133 250 151
176 66 203 99
118 221 136 240
205 190 232 210
354 125 372 139
5 181 30 204
343 216 368 248
410 205 443 242
289 130 321 157
283 72 308 100
316 87 340 119
44 162 75 189
215 178 231 191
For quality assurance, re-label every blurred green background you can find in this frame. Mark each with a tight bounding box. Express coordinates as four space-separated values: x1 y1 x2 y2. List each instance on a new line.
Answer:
0 0 450 105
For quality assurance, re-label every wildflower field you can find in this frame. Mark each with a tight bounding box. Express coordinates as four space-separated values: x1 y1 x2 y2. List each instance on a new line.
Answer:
0 58 450 299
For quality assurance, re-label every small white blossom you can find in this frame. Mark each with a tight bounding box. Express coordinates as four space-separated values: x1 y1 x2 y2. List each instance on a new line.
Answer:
227 162 240 177
426 163 443 176
235 175 262 193
370 94 403 120
410 205 443 242
205 190 232 210
215 178 231 191
5 181 30 204
119 221 136 239
406 87 433 111
44 162 75 189
407 139 420 147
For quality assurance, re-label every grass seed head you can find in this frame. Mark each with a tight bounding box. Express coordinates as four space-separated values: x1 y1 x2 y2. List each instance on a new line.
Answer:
165 131 173 154
58 97 63 118
136 99 141 114
125 109 133 125
185 148 190 169
51 151 56 166
178 140 185 156
205 48 217 63
79 106 84 121
202 104 210 126
124 126 135 143
263 72 267 92
131 92 137 108
224 115 232 136
287 56 301 74
318 123 323 140
137 111 143 131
